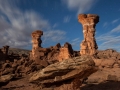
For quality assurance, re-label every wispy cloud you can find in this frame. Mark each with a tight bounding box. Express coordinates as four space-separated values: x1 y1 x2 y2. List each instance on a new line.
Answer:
53 23 58 28
0 0 66 49
112 18 120 24
61 0 98 15
63 16 71 23
110 24 120 33
71 38 80 46
103 22 108 27
103 18 120 28
43 30 66 43
97 35 120 51
97 24 120 51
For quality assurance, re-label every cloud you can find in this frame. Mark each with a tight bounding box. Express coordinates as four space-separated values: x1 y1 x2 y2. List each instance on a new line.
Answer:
0 0 66 49
112 18 120 24
103 22 108 27
71 38 80 46
61 0 98 15
103 18 120 28
97 35 120 51
53 23 58 28
110 24 120 33
63 16 71 23
43 30 66 43
97 24 120 51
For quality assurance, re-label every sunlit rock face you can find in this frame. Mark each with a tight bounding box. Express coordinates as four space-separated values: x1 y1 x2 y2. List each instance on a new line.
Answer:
29 55 97 90
30 30 77 64
58 42 73 61
31 30 43 60
78 14 99 55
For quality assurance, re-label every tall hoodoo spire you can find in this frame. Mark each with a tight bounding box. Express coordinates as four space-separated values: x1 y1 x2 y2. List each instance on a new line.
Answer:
78 14 99 55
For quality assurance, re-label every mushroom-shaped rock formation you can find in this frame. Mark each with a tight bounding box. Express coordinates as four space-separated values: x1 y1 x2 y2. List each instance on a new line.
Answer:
31 30 43 60
29 55 97 90
78 14 99 55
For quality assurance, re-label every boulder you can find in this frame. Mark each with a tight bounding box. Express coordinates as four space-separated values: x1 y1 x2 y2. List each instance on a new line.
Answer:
29 55 97 90
0 74 15 86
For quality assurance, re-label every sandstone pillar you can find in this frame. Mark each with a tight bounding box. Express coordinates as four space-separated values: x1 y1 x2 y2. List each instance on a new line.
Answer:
78 14 99 55
31 30 43 60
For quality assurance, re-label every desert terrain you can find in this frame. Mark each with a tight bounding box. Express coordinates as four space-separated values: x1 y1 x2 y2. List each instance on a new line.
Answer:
0 14 120 90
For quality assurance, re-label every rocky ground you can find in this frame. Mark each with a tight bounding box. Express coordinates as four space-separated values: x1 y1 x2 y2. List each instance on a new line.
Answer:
1 49 120 90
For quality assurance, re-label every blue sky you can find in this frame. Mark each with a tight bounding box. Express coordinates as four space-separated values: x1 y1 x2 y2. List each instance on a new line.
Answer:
0 0 120 51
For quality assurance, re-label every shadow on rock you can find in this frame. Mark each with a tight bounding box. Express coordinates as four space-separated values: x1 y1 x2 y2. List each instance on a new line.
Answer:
81 81 120 90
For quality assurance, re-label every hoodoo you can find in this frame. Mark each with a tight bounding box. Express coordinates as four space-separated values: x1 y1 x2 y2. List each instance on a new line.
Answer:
31 30 43 60
78 14 99 55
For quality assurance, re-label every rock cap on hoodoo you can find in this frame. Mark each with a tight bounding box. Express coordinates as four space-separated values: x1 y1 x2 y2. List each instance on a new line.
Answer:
78 14 99 24
31 30 43 37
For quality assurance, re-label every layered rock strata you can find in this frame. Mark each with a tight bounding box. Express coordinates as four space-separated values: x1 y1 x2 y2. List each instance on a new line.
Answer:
29 55 97 90
78 14 99 55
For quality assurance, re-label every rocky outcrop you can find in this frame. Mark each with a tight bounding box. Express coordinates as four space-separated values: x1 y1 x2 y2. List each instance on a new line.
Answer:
30 30 59 65
29 55 97 90
58 42 73 61
0 57 42 78
30 45 59 66
30 30 76 64
0 74 15 86
78 14 99 55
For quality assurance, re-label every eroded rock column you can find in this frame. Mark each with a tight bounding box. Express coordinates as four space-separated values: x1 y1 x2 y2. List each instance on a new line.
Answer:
31 30 43 60
78 14 99 55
